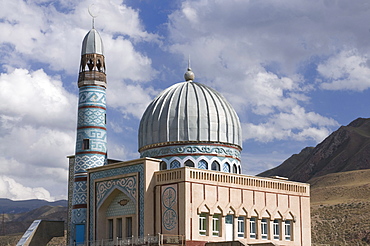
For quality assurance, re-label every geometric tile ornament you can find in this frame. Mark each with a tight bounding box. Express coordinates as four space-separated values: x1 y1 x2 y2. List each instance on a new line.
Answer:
141 143 241 173
198 159 208 169
96 176 137 208
140 143 241 159
223 163 230 173
72 84 107 243
89 163 144 241
75 155 106 174
170 160 180 169
106 192 136 217
72 181 88 205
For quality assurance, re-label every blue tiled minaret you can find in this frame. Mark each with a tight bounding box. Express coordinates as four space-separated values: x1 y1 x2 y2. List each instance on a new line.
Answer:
71 28 107 245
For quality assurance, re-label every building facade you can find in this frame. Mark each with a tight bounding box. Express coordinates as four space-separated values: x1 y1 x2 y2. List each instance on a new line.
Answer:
68 27 311 246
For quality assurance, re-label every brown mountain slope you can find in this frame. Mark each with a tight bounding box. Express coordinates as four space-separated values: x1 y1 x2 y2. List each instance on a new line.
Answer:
258 117 370 182
1 205 67 236
310 169 370 245
310 169 370 205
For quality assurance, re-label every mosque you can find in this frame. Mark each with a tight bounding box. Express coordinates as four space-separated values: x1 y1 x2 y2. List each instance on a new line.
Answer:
67 26 311 246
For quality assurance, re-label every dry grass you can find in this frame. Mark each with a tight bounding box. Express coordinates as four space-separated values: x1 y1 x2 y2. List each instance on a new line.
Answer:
0 234 22 246
0 233 66 246
310 169 370 245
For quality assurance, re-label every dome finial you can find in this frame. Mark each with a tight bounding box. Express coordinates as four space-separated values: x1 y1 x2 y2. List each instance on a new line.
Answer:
88 4 99 29
184 55 195 81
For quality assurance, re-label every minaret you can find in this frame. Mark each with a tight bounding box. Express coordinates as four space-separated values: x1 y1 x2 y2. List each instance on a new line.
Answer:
71 26 107 245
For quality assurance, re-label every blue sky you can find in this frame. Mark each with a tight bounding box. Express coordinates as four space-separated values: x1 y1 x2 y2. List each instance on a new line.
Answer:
1 0 370 201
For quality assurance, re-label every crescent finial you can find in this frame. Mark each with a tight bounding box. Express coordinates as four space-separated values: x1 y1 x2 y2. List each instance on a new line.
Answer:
88 4 100 28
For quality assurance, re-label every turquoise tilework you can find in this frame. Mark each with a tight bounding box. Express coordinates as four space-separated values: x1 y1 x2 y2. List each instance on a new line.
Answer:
198 160 208 169
96 176 136 208
170 160 180 169
106 192 136 217
78 86 106 108
223 163 230 173
89 163 144 241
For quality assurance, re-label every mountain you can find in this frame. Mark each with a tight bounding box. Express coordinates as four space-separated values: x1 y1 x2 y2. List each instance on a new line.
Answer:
257 117 370 244
0 198 67 214
258 117 370 182
310 169 370 244
1 205 67 235
0 199 68 236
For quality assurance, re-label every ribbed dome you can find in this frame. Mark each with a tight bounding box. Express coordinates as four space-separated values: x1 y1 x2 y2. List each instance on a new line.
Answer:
138 81 242 151
81 28 104 55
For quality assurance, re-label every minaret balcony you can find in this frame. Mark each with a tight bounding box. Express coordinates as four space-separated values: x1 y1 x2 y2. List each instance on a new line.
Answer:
78 71 107 88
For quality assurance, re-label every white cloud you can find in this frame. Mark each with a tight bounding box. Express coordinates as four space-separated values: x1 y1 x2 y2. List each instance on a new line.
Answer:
0 0 163 200
108 82 158 119
0 68 75 199
242 106 338 143
318 49 370 91
166 0 359 143
104 35 156 83
1 0 369 200
0 0 158 79
0 0 158 123
0 68 76 128
0 175 54 201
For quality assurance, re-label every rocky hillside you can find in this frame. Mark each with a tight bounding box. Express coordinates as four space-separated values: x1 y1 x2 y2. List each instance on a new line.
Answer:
310 169 370 245
0 200 67 236
258 117 370 182
0 198 67 214
257 118 370 245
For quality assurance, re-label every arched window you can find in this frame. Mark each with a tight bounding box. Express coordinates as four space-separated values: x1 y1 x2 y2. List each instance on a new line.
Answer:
211 161 220 171
238 166 242 174
185 160 195 167
97 59 102 72
223 163 230 173
233 164 237 174
198 160 208 169
87 59 94 71
170 160 180 169
160 161 167 170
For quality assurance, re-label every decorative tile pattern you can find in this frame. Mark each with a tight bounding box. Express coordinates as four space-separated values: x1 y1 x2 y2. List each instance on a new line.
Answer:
170 160 180 169
72 208 87 224
72 84 107 244
106 192 136 217
140 144 241 159
89 163 145 241
96 176 136 208
75 129 107 152
72 181 87 205
67 156 75 246
223 163 230 173
198 159 208 169
78 108 105 127
161 155 241 174
75 155 106 174
161 185 178 234
79 87 106 107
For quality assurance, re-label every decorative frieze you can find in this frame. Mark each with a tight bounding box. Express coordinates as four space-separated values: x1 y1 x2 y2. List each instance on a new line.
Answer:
140 144 241 159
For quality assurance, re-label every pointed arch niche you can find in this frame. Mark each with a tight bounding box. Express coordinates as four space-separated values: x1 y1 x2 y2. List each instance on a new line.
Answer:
96 185 137 241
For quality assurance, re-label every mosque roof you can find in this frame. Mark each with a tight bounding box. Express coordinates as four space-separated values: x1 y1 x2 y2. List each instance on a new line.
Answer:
81 28 104 55
138 69 242 151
